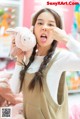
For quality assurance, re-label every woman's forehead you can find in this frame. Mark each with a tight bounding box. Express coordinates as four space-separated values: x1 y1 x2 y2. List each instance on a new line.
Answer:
37 12 56 22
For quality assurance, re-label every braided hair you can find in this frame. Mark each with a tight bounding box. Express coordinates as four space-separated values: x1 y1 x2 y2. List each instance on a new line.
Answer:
28 40 57 90
20 44 37 90
19 8 63 91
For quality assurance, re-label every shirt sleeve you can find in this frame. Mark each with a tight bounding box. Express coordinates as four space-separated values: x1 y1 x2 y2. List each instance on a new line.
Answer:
66 35 80 57
59 36 80 71
8 57 29 94
9 65 23 94
53 38 80 72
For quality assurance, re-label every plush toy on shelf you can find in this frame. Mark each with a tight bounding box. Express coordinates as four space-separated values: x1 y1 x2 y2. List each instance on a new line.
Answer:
6 27 36 60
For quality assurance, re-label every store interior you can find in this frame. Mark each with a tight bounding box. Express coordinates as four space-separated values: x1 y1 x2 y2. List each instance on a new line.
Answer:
0 0 80 119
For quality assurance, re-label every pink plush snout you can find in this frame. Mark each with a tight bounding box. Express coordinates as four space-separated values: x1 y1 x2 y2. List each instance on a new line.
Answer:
6 27 36 52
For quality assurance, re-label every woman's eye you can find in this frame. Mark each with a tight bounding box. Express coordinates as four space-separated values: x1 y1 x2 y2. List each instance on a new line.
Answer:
37 22 43 25
48 24 54 26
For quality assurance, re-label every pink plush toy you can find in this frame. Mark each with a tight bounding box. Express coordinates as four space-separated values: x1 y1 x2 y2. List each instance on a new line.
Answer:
6 27 36 57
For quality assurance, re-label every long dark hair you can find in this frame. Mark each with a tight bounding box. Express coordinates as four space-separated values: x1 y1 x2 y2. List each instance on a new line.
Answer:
20 8 63 91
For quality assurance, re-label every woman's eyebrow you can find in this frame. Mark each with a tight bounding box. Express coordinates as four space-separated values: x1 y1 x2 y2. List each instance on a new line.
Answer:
37 19 55 23
37 19 43 21
49 20 55 23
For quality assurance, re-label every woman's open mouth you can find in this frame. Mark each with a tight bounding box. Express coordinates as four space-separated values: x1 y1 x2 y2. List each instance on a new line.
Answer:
40 34 47 43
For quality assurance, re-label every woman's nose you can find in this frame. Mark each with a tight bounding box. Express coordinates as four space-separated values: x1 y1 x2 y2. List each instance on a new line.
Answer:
42 24 48 31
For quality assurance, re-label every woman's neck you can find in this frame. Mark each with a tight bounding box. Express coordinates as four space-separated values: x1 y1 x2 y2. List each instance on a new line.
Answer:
36 45 50 56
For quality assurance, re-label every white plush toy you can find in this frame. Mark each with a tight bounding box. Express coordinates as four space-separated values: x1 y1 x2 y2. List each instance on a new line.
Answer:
6 27 36 58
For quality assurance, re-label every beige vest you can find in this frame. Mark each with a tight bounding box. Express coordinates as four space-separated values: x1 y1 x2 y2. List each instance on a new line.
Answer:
22 53 69 119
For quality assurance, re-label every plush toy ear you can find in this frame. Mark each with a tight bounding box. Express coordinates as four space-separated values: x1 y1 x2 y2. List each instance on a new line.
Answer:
6 28 18 34
30 26 34 33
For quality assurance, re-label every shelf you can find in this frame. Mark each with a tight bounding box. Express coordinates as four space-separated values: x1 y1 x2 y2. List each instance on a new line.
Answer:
0 36 11 58
68 92 80 108
0 0 23 58
68 89 80 94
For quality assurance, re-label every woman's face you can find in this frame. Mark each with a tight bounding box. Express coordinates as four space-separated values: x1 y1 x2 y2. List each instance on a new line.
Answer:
34 11 56 47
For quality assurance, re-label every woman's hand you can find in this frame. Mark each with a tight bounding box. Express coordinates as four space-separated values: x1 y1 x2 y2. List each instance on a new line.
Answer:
10 26 35 65
10 39 25 65
50 27 69 44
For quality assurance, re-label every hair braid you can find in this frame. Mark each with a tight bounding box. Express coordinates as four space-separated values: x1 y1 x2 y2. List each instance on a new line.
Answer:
29 40 57 90
19 45 37 91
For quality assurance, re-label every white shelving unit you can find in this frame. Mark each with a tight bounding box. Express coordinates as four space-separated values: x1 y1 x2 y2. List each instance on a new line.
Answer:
0 0 23 58
0 0 23 27
0 0 23 71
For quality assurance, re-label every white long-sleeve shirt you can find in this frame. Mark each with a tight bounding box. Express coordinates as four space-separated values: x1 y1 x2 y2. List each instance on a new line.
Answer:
9 37 80 104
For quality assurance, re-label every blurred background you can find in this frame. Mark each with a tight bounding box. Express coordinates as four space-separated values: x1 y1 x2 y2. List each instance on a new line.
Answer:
0 0 80 118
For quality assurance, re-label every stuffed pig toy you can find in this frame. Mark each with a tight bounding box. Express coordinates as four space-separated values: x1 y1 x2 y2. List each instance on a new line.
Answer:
6 27 36 59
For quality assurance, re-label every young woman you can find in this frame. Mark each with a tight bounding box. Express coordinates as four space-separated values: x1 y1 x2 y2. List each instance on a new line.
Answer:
10 8 80 119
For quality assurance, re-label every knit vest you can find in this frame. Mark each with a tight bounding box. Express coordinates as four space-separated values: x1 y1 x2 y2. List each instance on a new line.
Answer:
22 53 69 119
